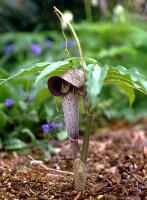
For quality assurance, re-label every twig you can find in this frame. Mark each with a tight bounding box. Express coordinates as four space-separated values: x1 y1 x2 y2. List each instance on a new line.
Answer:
74 192 81 200
27 155 73 175
46 173 64 177
40 189 50 197
28 188 35 195
40 164 73 175
96 174 112 186
24 190 30 196
27 155 114 188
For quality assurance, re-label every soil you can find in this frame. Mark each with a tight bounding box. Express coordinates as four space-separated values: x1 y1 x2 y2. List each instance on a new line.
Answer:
0 120 147 200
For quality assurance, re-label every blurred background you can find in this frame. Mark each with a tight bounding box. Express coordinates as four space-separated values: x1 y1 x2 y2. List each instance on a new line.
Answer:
0 0 147 155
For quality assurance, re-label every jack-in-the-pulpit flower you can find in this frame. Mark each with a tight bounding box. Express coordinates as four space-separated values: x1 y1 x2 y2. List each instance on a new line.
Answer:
48 69 85 159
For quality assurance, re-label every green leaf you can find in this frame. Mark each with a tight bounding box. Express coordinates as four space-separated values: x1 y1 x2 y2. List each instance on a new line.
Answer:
0 62 50 85
0 68 9 78
0 57 96 87
18 101 28 110
98 46 136 58
83 57 97 64
3 138 28 150
119 85 135 106
35 60 72 85
0 84 14 102
86 62 147 109
22 128 38 145
104 66 147 95
86 64 108 108
67 57 97 65
34 87 49 107
57 130 68 141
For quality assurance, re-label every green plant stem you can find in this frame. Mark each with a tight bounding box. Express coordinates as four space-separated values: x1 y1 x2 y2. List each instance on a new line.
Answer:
84 0 93 23
80 111 93 165
53 6 86 72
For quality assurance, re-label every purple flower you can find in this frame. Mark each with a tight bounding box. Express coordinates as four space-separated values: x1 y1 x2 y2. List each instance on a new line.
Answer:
68 38 74 47
5 98 13 107
46 39 52 47
28 94 35 101
54 123 61 129
60 39 74 48
41 123 54 133
4 44 14 53
31 44 42 55
42 124 50 133
49 123 54 129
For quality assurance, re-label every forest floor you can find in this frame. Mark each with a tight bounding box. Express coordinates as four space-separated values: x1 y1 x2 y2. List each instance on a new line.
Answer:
0 120 147 200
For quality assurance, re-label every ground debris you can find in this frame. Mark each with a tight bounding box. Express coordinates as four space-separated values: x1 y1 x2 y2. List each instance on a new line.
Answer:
0 124 147 200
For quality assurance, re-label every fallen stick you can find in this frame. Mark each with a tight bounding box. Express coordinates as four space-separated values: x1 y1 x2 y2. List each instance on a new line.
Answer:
27 155 73 175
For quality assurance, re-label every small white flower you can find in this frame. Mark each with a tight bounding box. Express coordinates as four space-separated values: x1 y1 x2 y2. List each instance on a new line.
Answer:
113 4 124 15
62 10 73 29
113 4 126 23
90 0 99 7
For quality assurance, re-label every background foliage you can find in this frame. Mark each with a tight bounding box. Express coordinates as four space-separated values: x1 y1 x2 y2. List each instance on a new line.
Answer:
0 0 147 152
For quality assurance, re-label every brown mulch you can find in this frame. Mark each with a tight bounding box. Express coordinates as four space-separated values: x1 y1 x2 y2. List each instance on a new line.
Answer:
0 122 147 200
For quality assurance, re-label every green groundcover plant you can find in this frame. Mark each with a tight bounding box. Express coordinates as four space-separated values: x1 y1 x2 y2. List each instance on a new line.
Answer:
0 7 147 191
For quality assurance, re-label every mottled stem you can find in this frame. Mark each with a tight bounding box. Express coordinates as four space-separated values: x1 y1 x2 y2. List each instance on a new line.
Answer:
73 110 93 192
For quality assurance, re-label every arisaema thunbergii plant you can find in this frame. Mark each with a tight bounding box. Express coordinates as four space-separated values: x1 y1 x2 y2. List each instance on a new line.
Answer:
0 7 147 192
